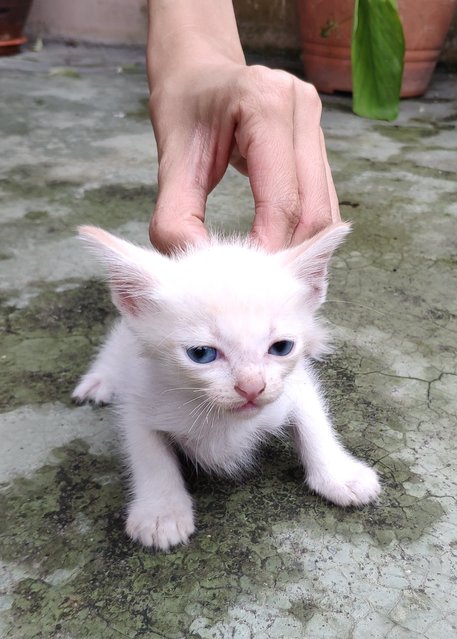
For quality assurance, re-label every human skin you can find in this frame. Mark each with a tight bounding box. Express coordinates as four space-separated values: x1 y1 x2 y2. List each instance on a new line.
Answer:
146 0 341 253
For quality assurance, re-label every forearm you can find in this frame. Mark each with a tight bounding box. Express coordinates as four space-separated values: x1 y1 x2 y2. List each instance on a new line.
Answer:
147 0 245 89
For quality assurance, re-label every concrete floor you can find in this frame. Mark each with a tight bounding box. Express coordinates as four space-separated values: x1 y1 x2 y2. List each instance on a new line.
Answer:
1 43 456 639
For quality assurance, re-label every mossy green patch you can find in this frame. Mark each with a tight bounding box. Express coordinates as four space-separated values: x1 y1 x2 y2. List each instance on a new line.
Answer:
125 97 150 120
439 111 457 123
0 438 314 638
117 63 144 75
0 279 115 411
0 167 157 249
24 210 50 222
418 96 453 104
83 183 156 223
0 428 444 638
373 123 439 144
329 147 456 185
324 100 354 114
288 598 321 624
48 67 81 79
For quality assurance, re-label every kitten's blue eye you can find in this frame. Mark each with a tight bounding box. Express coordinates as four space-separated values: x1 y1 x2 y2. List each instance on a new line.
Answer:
186 346 218 364
268 340 294 356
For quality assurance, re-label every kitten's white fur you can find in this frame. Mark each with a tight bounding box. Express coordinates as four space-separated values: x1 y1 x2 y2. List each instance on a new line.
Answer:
73 224 381 550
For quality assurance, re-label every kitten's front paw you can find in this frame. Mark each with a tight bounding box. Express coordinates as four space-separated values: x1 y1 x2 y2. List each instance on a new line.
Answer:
72 372 114 405
307 458 381 507
126 499 195 550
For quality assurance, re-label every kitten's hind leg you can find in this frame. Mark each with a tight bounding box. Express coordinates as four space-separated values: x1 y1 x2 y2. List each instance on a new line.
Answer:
72 321 124 405
290 370 381 507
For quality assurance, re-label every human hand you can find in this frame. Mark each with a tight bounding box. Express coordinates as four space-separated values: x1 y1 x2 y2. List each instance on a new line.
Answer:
147 4 340 253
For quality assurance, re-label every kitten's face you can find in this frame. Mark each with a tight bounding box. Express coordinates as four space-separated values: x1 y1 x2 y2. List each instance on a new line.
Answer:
78 223 350 415
133 245 320 415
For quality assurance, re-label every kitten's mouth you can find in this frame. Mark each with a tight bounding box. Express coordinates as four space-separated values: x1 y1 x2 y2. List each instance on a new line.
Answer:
232 401 259 412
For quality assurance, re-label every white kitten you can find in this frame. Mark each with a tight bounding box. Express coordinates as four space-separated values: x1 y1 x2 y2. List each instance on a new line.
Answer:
73 224 381 550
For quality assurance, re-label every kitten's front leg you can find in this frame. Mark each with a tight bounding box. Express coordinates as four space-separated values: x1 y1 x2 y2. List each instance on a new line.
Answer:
290 371 381 507
72 322 125 405
122 418 195 550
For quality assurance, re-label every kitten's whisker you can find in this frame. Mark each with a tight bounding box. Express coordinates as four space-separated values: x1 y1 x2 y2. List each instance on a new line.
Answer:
195 398 219 451
188 398 210 418
161 386 202 395
182 394 207 407
189 400 207 417
189 396 219 449
187 398 213 434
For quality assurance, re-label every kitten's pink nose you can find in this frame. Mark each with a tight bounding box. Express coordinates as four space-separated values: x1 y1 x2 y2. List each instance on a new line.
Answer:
234 380 266 402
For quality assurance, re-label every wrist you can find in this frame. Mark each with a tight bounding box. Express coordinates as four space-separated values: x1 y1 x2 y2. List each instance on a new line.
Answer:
147 0 245 88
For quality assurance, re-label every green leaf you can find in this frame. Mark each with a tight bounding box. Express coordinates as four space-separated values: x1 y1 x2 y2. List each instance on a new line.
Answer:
352 0 405 120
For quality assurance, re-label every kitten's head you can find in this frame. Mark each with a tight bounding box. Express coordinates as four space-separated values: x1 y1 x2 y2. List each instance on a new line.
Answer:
79 223 349 414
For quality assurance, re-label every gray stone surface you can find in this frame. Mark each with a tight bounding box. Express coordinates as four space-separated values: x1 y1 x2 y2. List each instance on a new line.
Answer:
1 43 456 639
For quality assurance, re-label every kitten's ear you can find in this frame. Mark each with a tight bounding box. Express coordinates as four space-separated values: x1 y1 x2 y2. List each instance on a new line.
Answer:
279 222 351 309
78 225 168 316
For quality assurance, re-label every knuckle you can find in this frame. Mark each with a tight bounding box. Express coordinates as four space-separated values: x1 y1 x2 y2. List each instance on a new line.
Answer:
244 64 271 86
270 69 296 94
297 206 333 238
283 195 302 223
240 66 296 114
300 82 322 113
149 214 167 250
258 191 302 222
149 207 168 238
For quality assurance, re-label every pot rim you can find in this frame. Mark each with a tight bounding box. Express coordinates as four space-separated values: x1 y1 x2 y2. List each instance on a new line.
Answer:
0 36 27 46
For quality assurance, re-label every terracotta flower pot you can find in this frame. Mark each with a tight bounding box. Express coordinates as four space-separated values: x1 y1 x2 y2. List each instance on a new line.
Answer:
0 0 33 56
297 0 457 97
